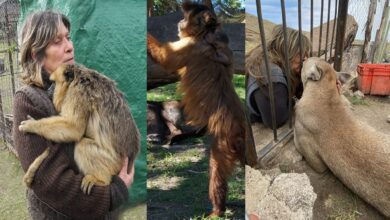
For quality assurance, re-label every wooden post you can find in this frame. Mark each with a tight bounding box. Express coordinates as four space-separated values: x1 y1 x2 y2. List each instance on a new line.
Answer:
334 0 349 71
376 19 390 62
0 89 6 147
4 6 15 95
361 0 377 63
373 1 389 63
147 0 153 17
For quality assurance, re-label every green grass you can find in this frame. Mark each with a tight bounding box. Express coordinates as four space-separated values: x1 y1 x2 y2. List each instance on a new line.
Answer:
0 150 28 220
0 149 146 219
147 82 182 102
147 74 246 103
147 70 245 219
233 74 245 103
348 96 368 106
147 137 244 219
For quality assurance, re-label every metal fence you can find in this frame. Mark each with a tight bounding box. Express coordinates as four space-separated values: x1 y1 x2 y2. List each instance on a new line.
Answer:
0 0 21 154
251 0 350 165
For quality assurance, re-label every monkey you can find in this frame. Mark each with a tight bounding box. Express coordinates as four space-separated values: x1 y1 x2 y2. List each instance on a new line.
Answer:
19 64 140 195
147 1 246 217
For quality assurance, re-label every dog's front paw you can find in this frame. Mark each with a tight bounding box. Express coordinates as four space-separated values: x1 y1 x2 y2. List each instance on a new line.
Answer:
19 115 37 133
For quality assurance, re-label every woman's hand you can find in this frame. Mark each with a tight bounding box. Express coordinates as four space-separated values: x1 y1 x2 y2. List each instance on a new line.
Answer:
118 158 135 188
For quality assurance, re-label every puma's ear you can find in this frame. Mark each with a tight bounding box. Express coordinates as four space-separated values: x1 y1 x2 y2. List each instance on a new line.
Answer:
336 72 352 86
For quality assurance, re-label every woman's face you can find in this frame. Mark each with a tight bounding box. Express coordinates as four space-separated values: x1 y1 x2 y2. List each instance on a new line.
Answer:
41 22 74 74
291 54 307 75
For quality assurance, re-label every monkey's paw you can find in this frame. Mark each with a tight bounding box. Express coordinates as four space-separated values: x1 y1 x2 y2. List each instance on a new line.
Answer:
81 175 100 195
19 115 36 133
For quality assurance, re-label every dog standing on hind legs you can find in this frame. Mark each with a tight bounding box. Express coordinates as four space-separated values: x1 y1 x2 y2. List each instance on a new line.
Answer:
147 1 246 216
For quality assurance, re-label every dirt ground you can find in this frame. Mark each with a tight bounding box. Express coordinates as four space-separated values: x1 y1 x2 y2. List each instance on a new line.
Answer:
246 96 390 220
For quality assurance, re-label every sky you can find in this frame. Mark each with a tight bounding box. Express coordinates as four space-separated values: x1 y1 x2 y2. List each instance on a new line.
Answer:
245 0 389 41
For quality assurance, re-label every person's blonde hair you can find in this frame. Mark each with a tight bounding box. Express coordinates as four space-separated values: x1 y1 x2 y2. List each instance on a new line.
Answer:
246 25 311 95
19 11 70 87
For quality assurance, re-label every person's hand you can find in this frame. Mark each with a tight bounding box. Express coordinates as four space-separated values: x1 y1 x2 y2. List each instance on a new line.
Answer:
118 158 135 188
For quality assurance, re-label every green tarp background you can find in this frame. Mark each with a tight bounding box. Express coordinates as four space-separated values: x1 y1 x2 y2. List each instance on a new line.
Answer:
19 0 147 204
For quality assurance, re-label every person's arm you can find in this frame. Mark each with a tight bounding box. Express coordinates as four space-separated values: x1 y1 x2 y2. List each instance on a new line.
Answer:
13 92 128 219
253 83 290 128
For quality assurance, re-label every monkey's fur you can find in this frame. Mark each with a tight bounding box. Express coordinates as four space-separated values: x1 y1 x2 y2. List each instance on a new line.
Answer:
147 2 245 217
19 64 140 194
294 57 390 217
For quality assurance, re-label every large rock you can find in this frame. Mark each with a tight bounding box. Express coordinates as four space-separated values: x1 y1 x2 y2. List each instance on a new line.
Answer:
246 166 317 220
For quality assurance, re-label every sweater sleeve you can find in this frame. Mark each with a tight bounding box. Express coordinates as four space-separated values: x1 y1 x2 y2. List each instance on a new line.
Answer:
12 92 128 219
252 83 289 128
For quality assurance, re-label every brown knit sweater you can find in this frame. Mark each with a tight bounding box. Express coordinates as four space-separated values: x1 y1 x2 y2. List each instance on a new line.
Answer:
12 85 129 220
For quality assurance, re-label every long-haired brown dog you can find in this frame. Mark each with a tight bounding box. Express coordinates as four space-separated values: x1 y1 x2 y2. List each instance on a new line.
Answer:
147 1 245 216
19 64 140 194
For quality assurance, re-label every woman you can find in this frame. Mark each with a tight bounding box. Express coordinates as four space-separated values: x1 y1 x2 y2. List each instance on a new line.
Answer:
13 11 134 219
246 25 311 128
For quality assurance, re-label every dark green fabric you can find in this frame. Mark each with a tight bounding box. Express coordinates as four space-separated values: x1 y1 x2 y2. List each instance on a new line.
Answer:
19 0 146 204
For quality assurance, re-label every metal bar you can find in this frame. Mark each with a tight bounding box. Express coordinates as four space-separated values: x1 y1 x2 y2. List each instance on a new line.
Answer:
255 0 278 141
281 0 293 130
330 0 338 61
244 74 258 167
325 0 331 61
258 129 293 161
318 0 324 57
298 0 303 68
334 0 349 71
310 0 313 57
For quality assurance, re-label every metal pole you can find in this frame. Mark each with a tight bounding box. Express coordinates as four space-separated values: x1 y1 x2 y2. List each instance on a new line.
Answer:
245 73 258 167
255 0 278 141
310 0 313 57
298 0 303 65
330 0 338 61
325 0 331 61
334 0 349 71
318 0 324 57
281 0 293 129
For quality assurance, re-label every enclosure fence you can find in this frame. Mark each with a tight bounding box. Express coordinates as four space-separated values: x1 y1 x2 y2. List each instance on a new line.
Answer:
0 0 21 154
251 0 350 165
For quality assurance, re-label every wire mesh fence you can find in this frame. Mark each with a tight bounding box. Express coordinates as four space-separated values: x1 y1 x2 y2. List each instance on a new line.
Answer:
0 0 21 154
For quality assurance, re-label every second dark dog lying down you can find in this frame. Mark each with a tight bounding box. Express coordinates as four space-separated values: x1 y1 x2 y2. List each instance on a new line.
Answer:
294 57 390 217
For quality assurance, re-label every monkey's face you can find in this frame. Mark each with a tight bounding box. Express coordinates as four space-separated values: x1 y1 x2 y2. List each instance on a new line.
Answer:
178 2 218 39
50 64 92 111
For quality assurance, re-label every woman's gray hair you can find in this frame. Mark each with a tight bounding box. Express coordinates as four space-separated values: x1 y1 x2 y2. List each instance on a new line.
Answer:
19 11 70 86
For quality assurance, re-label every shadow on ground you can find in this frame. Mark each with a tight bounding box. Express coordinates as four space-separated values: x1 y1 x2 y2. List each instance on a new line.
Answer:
147 137 245 220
